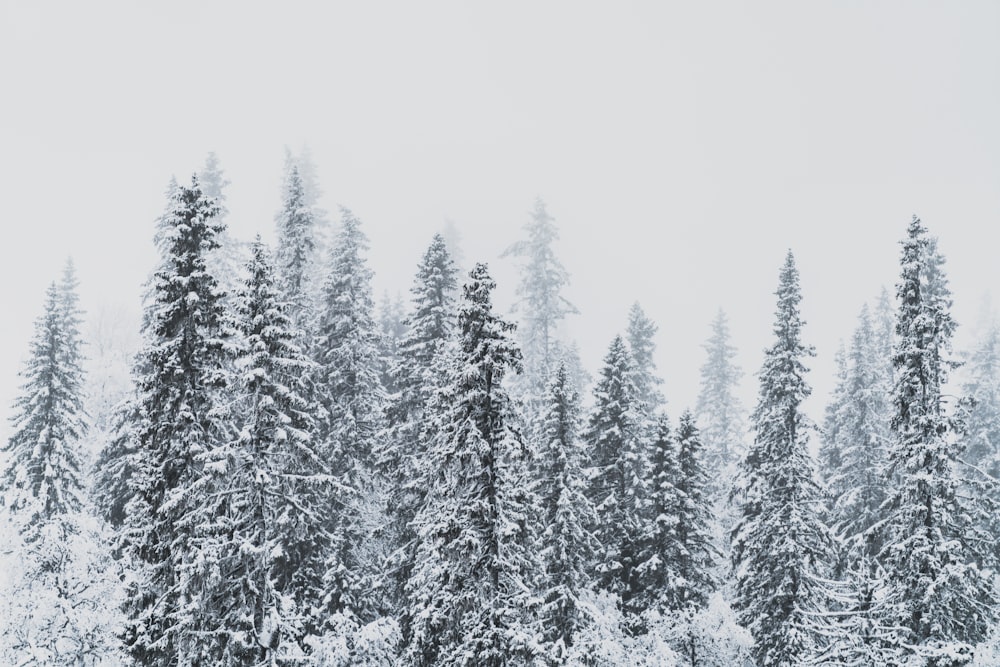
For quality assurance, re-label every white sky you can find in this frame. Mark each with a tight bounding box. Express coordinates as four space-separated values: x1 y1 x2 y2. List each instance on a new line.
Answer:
1 1 999 440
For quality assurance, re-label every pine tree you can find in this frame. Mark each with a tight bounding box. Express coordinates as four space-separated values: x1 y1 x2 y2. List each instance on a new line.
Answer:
667 412 718 611
535 363 599 664
118 176 234 666
1 273 123 666
626 302 665 416
282 146 333 280
880 216 998 662
206 238 327 663
2 282 87 529
377 290 407 395
636 415 679 614
404 263 535 667
961 320 1000 481
274 165 317 317
199 152 246 300
502 197 578 407
57 257 84 370
312 206 386 620
819 342 848 480
382 234 459 625
731 251 831 667
694 309 745 485
584 335 647 622
825 304 892 563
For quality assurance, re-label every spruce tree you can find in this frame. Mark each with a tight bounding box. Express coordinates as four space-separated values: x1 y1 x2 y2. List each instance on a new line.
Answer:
377 290 407 396
57 257 84 371
825 304 891 563
382 234 458 624
961 320 1000 481
199 152 246 300
274 165 317 316
206 238 327 663
118 176 234 666
502 197 577 407
694 309 745 485
880 216 998 662
666 412 718 611
535 362 598 664
1 271 123 666
584 335 647 622
731 251 831 667
404 263 535 667
626 302 665 415
819 342 848 481
312 206 386 620
2 282 87 528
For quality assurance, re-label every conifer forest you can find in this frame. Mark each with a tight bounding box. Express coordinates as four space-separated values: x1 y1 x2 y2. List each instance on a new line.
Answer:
3 4 1000 667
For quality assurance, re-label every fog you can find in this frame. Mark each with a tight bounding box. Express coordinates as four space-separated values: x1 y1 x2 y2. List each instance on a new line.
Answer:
2 1 999 440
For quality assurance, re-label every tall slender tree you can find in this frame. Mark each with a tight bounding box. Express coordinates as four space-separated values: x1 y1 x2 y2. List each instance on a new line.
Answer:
535 362 598 664
0 276 123 665
879 216 998 662
404 263 535 666
274 165 317 319
731 251 831 667
626 302 665 416
502 197 577 408
312 207 387 620
382 234 459 624
824 304 892 563
695 309 744 484
3 281 87 532
118 176 234 666
584 335 647 622
204 238 327 663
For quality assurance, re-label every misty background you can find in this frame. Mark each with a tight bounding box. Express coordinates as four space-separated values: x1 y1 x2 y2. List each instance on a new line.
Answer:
2 0 999 441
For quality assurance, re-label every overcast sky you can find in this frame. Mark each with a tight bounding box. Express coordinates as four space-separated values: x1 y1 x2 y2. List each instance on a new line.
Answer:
1 1 999 441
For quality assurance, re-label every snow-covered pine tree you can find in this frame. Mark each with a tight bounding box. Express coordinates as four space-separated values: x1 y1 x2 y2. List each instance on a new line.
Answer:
274 165 317 317
626 303 666 416
819 342 848 481
57 257 84 371
404 263 534 667
199 151 230 218
874 286 896 379
638 409 720 647
636 415 679 615
584 335 647 624
312 206 387 620
960 320 1000 481
502 198 578 410
2 282 87 528
283 146 333 284
377 290 407 396
665 412 718 612
204 238 328 663
199 152 246 300
824 304 891 564
879 216 998 662
118 176 235 666
0 276 123 666
694 309 745 487
730 251 831 667
381 234 459 624
535 362 599 664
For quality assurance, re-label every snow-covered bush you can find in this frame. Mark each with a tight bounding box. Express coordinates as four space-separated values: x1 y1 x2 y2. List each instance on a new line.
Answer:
0 511 125 666
305 612 401 666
